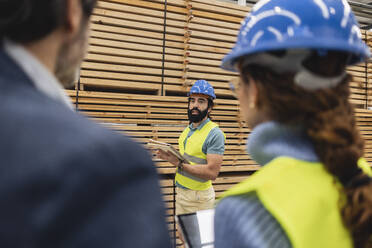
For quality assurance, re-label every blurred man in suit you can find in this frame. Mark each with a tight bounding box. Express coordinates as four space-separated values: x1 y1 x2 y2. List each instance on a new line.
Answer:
0 0 171 247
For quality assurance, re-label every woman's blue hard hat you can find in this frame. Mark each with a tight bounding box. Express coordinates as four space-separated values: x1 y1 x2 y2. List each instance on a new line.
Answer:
221 0 371 72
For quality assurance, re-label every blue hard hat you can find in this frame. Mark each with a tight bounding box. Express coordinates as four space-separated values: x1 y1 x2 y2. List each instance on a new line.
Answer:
221 0 371 72
188 80 216 99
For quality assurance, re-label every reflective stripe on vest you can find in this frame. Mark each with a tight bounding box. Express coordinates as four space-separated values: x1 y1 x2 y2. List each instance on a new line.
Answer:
175 121 219 190
221 157 371 248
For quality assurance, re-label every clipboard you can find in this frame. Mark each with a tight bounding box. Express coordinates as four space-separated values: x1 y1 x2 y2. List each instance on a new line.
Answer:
147 139 189 163
176 209 215 248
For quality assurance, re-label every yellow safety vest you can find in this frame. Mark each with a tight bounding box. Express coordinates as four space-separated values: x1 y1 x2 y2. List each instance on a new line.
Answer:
176 120 223 190
221 156 372 248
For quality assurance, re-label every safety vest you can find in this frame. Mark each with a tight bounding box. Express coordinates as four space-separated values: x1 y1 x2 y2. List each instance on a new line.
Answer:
176 120 222 190
222 156 372 248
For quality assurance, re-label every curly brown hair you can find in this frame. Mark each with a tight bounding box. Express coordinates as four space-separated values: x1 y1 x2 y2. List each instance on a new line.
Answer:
241 51 372 248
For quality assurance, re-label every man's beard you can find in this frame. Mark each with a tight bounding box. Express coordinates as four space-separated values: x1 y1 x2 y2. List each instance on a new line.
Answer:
55 21 89 88
188 107 209 123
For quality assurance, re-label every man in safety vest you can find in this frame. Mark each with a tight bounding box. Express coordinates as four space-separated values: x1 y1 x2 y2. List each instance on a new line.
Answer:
157 79 225 216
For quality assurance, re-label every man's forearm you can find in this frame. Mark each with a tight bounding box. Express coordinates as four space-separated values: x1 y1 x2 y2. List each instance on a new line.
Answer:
180 162 220 181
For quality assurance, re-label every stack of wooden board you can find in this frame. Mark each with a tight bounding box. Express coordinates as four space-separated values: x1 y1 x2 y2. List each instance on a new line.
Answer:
78 0 370 103
66 90 258 173
66 1 372 246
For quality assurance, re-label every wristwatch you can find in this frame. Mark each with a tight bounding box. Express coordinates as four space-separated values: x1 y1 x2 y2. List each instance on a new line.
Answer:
177 159 184 170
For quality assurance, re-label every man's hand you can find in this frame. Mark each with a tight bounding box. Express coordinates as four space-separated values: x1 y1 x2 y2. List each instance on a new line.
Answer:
156 149 180 166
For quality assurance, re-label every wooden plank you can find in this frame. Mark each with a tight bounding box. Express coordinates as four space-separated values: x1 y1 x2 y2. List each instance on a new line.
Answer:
101 0 168 12
94 8 166 26
80 78 162 91
98 1 165 18
192 9 243 23
91 15 181 34
192 16 241 30
81 62 163 75
189 22 238 36
90 15 146 30
88 45 183 62
90 30 164 46
188 64 237 76
91 23 183 43
89 38 165 54
189 36 234 49
80 71 162 82
190 1 247 18
85 53 181 70
105 0 189 15
189 29 236 42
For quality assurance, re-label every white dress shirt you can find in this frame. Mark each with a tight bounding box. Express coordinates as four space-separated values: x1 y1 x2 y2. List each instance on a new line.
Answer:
3 39 74 110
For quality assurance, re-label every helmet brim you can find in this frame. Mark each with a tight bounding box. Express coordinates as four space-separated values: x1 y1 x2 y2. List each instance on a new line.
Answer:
221 38 371 72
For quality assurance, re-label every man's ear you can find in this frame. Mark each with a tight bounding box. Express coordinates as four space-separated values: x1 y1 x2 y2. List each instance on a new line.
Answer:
64 0 83 39
207 107 212 114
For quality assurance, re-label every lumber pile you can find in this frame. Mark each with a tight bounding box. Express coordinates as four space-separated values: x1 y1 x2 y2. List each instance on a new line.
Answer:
66 0 372 246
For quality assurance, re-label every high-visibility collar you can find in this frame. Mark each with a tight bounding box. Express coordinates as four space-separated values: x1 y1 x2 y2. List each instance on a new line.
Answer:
221 157 371 248
189 118 211 132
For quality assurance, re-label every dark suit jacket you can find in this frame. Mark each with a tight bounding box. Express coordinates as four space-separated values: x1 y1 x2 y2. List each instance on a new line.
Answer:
0 48 172 248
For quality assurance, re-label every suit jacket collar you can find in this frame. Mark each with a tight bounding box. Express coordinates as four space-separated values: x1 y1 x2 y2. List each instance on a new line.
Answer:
0 40 73 109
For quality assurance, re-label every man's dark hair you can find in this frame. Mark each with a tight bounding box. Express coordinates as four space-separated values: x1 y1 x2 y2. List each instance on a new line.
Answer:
207 98 214 109
0 0 96 43
207 98 214 119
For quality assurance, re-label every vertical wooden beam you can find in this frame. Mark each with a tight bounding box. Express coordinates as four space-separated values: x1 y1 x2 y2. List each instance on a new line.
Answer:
182 0 193 89
160 0 168 96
